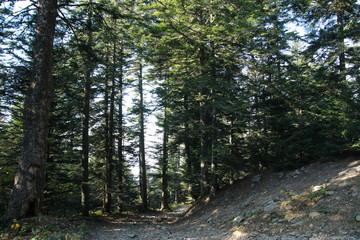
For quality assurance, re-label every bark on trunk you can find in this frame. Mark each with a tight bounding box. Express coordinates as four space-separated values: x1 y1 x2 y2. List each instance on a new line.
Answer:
104 46 116 214
81 65 91 217
161 105 170 211
116 45 124 213
6 0 57 221
138 61 148 211
117 62 124 213
337 10 346 82
81 2 93 216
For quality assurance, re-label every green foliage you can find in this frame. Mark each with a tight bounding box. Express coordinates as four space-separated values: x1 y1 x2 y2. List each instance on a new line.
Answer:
0 217 87 240
1 0 359 218
307 188 328 201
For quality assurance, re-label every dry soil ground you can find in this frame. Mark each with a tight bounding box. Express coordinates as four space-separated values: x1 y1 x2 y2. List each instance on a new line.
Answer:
89 157 360 240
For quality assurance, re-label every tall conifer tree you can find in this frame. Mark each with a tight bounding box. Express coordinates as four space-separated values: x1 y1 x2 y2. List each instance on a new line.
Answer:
7 0 57 221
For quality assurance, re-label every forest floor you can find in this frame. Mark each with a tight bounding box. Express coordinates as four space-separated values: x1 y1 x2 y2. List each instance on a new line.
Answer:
89 157 360 240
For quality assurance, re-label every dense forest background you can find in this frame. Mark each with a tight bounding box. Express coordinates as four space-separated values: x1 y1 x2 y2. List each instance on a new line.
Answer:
0 0 359 218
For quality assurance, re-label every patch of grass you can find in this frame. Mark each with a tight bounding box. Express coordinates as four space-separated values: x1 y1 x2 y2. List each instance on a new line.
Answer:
241 210 259 218
280 189 297 196
230 216 237 222
169 202 188 210
280 185 330 213
90 210 103 216
307 188 328 201
277 184 336 223
230 215 246 226
0 217 87 240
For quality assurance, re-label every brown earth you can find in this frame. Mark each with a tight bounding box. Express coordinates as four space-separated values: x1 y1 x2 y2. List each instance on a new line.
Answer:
89 157 360 240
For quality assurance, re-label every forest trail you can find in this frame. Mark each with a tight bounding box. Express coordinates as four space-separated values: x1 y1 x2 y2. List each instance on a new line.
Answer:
89 157 360 240
88 204 205 240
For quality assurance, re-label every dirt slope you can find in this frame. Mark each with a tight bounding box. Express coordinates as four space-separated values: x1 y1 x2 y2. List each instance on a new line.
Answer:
178 157 360 240
90 157 360 240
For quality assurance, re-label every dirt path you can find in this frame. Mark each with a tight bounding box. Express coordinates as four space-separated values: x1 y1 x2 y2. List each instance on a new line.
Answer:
88 212 175 240
88 158 360 240
88 204 227 240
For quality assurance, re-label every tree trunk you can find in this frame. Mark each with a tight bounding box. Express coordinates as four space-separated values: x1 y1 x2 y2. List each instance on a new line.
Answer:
116 46 124 213
81 3 93 217
161 104 170 211
103 57 115 213
81 65 91 217
6 0 57 221
210 107 218 197
209 50 218 197
199 46 210 198
199 99 207 198
183 94 200 199
104 46 116 214
337 10 346 82
138 60 148 211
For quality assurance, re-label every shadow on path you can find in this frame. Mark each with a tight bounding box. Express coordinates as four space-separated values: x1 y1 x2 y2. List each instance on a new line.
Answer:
88 204 191 240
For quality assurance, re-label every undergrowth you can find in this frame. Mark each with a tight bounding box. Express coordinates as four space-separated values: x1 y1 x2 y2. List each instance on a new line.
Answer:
0 216 87 240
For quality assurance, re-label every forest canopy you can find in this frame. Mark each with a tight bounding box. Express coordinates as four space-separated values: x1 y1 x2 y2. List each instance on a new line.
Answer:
0 0 359 219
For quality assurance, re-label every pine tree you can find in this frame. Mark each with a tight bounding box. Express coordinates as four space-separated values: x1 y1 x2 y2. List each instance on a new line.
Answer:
81 0 95 217
6 0 57 221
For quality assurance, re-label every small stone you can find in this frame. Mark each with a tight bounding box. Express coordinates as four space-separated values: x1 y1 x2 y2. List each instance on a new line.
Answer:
339 182 348 187
302 233 312 238
264 199 275 205
235 216 245 223
264 203 277 212
330 164 340 169
128 234 137 238
309 212 321 218
277 172 285 178
252 175 262 183
291 220 303 227
339 230 348 235
263 200 277 212
244 197 253 206
247 233 258 238
356 215 360 222
327 191 335 196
